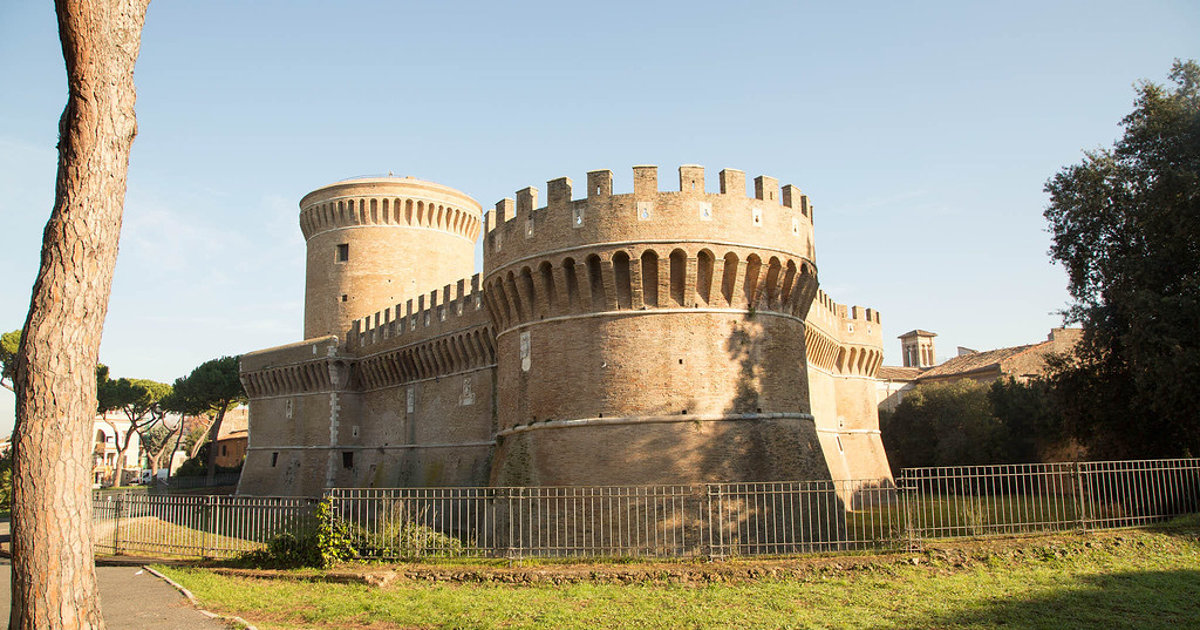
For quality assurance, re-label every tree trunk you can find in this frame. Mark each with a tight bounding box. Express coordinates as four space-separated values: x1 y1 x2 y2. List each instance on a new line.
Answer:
188 415 214 459
110 445 126 488
9 1 149 628
147 426 177 479
149 433 172 475
104 419 136 488
205 404 228 484
168 420 187 481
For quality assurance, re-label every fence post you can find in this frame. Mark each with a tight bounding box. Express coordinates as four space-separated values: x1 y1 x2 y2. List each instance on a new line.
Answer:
900 471 916 551
213 496 223 558
512 487 523 563
201 495 213 559
1073 461 1089 532
492 488 509 560
112 492 124 555
706 484 723 561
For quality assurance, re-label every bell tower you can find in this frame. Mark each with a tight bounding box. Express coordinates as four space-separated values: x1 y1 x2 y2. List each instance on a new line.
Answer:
899 329 937 368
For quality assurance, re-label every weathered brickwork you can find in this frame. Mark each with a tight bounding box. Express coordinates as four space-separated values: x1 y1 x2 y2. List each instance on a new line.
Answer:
237 167 893 496
300 178 482 340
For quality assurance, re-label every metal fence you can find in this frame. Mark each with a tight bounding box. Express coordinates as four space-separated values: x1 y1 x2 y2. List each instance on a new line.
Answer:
93 494 318 559
91 458 1200 560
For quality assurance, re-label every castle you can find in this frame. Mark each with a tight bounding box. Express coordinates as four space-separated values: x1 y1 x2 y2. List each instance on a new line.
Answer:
237 166 893 496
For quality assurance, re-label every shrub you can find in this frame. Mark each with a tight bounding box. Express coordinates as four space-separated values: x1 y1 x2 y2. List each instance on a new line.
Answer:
240 497 471 568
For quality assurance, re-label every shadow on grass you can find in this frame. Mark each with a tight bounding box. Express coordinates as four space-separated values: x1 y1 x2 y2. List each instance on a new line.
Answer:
891 569 1200 630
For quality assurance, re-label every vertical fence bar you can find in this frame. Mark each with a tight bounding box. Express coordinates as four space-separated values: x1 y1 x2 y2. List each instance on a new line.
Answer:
901 472 914 549
112 493 124 555
200 495 211 559
1073 461 1086 532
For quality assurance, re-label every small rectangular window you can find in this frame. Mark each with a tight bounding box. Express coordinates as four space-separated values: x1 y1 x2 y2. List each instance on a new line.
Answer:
342 451 354 469
336 243 349 262
270 452 279 467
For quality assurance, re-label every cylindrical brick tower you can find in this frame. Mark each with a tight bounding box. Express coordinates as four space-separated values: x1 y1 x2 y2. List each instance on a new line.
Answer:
299 177 482 340
483 165 823 486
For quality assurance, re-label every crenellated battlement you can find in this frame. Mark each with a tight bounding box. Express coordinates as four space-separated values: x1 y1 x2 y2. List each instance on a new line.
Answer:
808 290 882 326
483 165 817 276
349 273 488 352
299 176 483 242
301 176 482 340
804 289 884 377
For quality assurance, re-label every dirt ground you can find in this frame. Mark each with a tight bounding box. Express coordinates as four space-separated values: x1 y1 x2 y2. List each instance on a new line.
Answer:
204 526 1194 588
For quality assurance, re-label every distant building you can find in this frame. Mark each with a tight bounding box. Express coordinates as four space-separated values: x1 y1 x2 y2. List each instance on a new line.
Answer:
875 366 924 412
899 330 938 368
92 411 143 486
213 407 249 468
877 328 1082 411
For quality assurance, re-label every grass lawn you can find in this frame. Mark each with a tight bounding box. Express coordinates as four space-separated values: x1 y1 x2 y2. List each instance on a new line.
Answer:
97 515 272 558
158 523 1200 629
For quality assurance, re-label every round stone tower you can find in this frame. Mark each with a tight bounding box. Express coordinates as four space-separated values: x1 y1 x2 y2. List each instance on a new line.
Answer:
483 165 823 486
299 177 482 340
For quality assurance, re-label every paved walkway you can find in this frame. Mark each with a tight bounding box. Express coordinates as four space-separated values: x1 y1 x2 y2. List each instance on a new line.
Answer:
0 521 233 629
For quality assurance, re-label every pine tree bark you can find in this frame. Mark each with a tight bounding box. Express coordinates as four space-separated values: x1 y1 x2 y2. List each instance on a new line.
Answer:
205 404 229 484
9 1 149 628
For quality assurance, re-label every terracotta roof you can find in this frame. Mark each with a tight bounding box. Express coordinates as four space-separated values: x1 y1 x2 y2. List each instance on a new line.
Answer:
915 343 1037 380
216 407 249 439
876 366 923 381
898 330 937 338
217 428 248 441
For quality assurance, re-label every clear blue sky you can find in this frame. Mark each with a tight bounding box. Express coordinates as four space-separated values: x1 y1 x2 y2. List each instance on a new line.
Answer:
1 1 1198 434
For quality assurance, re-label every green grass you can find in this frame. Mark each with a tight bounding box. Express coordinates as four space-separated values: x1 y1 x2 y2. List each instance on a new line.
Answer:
96 515 292 558
159 526 1200 629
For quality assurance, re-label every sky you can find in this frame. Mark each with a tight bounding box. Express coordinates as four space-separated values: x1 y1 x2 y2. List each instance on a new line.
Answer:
1 0 1198 435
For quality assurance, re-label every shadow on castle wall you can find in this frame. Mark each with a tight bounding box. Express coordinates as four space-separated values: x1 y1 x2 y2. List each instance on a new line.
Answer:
593 311 852 552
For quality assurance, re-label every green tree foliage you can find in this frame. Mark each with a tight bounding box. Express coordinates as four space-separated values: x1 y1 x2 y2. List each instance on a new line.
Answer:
169 355 246 482
882 377 1074 467
987 378 1066 463
1043 59 1200 458
880 380 1006 468
95 370 172 485
181 423 211 458
97 375 172 422
1 329 21 392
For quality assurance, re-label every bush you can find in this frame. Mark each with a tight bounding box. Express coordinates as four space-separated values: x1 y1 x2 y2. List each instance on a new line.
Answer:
240 497 470 568
881 380 1005 468
882 377 1080 467
988 377 1069 462
239 530 322 569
